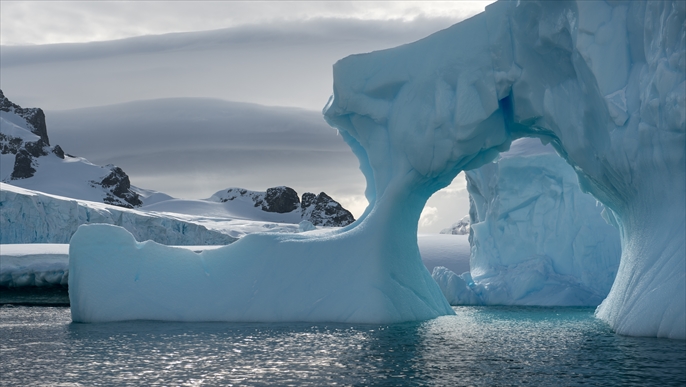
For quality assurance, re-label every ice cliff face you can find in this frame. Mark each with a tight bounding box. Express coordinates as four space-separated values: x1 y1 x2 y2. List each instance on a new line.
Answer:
0 183 236 245
211 186 355 227
0 90 143 208
433 138 621 306
325 1 685 338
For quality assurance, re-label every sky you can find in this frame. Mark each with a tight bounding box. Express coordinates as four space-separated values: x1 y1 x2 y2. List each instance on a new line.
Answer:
1 1 492 46
0 1 495 232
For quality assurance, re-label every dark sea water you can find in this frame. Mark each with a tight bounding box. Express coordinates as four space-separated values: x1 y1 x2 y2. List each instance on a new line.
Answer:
1 306 684 386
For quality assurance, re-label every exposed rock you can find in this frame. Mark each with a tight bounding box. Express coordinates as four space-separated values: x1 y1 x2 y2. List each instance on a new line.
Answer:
1 89 143 209
300 192 355 227
0 133 24 154
52 144 65 159
10 149 36 180
212 187 355 227
263 186 300 213
440 215 471 235
94 166 142 208
23 140 49 158
0 89 49 145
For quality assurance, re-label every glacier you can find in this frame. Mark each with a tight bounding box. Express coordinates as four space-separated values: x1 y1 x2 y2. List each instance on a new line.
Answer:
433 139 622 306
0 183 236 245
69 0 684 338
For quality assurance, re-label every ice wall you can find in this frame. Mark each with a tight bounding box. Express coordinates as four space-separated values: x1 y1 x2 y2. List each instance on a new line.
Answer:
1 183 236 245
324 1 684 338
434 138 622 306
70 223 452 323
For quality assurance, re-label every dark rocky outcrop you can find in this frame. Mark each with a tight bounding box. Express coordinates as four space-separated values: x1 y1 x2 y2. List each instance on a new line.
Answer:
52 144 65 159
0 89 49 145
1 89 142 209
10 149 36 179
263 186 300 213
216 186 300 214
95 166 142 208
214 186 355 227
300 192 355 227
1 89 50 179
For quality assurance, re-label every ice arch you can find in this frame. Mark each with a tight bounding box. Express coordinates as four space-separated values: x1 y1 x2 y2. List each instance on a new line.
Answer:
69 0 683 338
324 0 684 338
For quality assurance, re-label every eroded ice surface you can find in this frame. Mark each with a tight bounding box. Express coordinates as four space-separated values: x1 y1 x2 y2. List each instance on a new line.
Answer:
324 0 684 338
432 138 622 307
70 224 452 323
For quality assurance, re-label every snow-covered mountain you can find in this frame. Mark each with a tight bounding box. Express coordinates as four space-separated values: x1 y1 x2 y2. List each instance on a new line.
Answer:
0 91 356 230
1 182 356 244
209 187 355 227
439 215 470 235
44 97 364 208
0 90 148 208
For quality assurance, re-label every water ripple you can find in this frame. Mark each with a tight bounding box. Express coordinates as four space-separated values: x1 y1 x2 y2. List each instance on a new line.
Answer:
0 305 684 386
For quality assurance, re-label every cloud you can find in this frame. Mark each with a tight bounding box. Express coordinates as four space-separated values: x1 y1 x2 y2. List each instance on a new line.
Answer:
420 206 439 227
45 98 367 215
0 6 488 228
1 18 485 111
1 1 494 46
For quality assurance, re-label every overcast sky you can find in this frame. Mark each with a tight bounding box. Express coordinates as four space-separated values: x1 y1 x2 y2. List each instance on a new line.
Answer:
0 1 495 232
1 1 493 46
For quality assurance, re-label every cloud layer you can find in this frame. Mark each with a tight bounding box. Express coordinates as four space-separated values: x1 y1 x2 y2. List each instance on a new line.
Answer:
2 18 479 111
46 97 470 231
1 1 492 45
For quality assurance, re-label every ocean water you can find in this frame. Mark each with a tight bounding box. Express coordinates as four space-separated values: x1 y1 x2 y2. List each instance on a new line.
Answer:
1 306 684 386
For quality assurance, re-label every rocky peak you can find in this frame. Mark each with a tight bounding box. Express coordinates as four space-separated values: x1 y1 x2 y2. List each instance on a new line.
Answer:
263 186 300 213
0 89 49 146
300 192 355 227
95 166 142 208
0 90 142 209
213 186 355 227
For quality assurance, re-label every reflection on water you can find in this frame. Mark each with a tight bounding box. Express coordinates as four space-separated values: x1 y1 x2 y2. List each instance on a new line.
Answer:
0 306 684 386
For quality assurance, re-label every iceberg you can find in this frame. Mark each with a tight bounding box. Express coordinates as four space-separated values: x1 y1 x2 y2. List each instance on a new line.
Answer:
324 0 684 338
70 0 684 337
433 138 621 307
69 223 451 323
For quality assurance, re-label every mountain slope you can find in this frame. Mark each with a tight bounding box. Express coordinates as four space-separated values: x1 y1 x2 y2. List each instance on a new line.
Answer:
0 90 146 208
